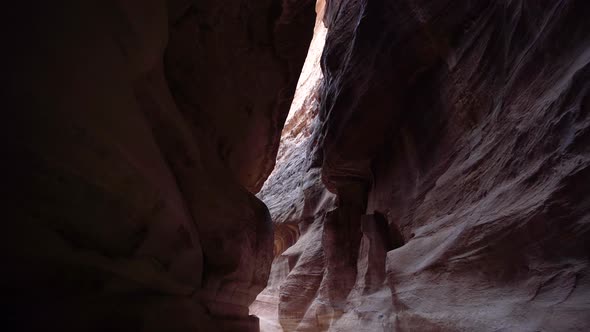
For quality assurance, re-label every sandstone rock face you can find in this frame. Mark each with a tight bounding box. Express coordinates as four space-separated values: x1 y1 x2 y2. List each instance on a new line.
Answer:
254 0 590 331
3 1 314 331
5 0 590 330
165 0 316 193
249 2 337 330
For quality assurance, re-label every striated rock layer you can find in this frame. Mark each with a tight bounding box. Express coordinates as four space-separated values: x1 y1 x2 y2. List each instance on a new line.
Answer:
258 0 590 331
2 1 315 331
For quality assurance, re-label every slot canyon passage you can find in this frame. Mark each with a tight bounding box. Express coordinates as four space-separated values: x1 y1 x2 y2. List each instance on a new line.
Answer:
3 0 590 331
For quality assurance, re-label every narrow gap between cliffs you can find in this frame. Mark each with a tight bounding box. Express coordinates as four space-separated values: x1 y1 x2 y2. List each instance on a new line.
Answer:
248 1 328 330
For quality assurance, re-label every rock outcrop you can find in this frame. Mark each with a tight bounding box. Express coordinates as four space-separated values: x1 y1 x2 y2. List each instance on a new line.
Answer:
3 1 314 331
254 0 590 331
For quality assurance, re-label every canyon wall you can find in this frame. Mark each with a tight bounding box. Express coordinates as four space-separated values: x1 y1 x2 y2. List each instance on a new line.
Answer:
2 1 314 331
260 0 590 331
4 0 590 331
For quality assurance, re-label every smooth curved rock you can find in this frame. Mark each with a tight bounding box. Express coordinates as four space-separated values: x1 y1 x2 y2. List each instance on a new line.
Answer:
3 1 315 331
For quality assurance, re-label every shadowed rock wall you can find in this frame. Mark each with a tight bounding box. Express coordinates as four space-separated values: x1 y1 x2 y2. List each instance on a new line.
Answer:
2 1 315 331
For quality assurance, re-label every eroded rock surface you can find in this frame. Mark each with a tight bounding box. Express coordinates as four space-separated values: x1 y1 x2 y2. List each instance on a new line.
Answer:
3 1 314 331
255 0 590 331
250 2 336 330
4 0 590 331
